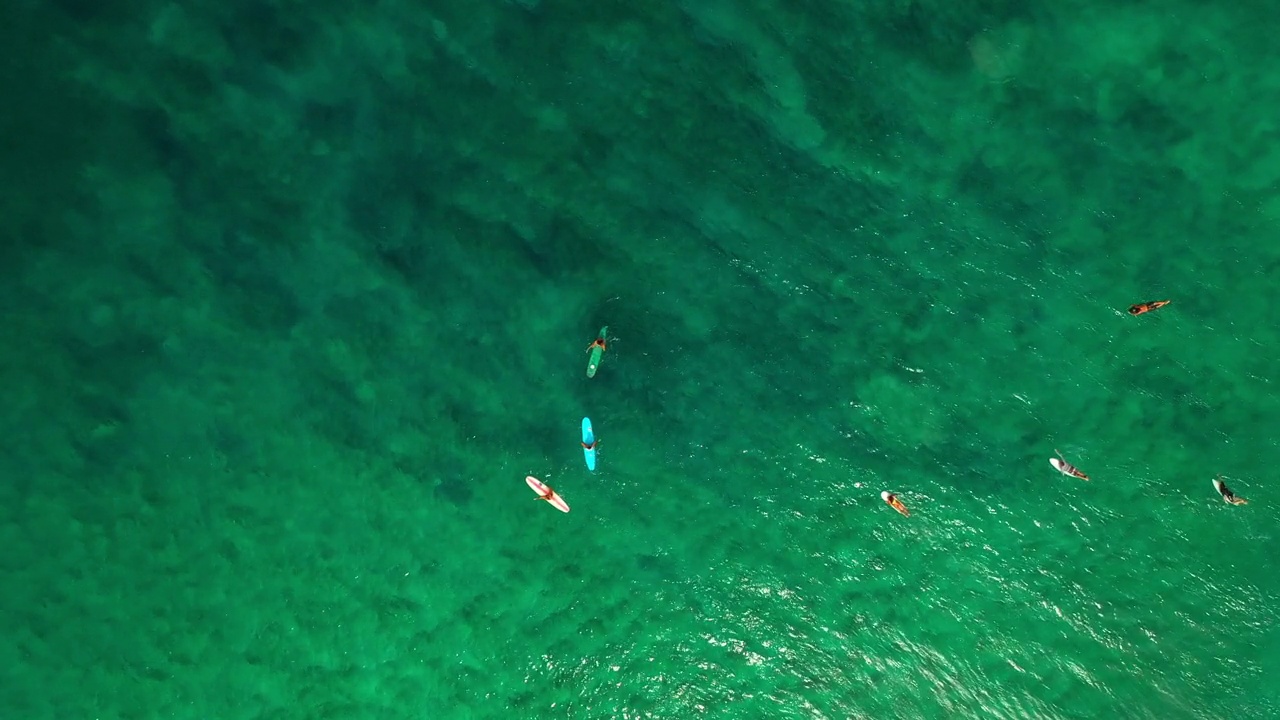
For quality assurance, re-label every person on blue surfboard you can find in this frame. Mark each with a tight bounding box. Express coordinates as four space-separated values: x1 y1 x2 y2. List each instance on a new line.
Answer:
581 417 598 472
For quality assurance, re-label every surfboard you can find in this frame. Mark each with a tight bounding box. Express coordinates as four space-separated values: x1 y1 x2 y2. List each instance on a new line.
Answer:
581 417 597 472
586 326 608 378
1050 457 1089 480
881 491 909 517
526 475 570 513
1213 477 1246 505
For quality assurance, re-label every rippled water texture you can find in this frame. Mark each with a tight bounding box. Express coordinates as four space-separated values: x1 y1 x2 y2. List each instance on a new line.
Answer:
1 1 1277 718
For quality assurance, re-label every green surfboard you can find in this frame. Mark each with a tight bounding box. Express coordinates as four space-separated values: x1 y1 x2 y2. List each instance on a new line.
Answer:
586 326 608 378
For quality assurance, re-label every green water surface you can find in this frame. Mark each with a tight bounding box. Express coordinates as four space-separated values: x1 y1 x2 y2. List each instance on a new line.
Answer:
1 1 1277 718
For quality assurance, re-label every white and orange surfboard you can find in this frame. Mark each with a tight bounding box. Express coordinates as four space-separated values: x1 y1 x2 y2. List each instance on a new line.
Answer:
881 491 909 517
526 475 570 513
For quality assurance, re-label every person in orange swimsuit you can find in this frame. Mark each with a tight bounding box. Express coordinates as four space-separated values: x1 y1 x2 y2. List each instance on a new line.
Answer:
587 336 607 353
882 491 910 517
1128 299 1170 316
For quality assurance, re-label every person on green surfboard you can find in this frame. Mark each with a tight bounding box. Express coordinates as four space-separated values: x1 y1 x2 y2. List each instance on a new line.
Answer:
586 326 609 378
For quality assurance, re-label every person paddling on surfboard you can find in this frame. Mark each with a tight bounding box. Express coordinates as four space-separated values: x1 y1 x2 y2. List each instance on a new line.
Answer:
1128 299 1170 316
586 326 609 378
581 417 599 471
882 491 910 517
1213 475 1248 506
1050 449 1089 481
526 475 570 512
534 484 561 505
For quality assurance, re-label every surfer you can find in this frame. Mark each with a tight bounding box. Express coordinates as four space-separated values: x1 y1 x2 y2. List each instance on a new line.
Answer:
1128 299 1170 316
1050 449 1089 481
526 475 570 512
586 326 609 378
534 483 563 506
1213 475 1248 506
581 417 599 471
882 491 910 517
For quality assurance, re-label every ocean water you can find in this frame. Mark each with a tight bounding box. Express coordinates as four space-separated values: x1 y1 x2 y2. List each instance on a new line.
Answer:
1 1 1277 718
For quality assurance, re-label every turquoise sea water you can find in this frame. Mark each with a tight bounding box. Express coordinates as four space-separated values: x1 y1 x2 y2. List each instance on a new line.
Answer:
2 1 1278 718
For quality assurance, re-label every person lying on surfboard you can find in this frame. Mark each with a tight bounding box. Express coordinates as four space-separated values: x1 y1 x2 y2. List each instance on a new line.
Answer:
1050 449 1089 480
581 417 599 471
586 330 611 376
586 327 609 378
526 475 570 512
881 491 910 517
1128 299 1170 316
1213 475 1248 505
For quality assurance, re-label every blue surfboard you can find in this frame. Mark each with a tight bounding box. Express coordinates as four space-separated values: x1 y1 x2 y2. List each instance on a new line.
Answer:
581 417 597 472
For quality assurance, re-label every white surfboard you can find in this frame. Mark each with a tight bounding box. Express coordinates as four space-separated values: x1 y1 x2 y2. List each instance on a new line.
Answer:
1050 456 1088 480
